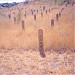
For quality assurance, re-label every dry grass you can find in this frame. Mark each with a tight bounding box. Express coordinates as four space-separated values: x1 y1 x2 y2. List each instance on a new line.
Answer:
0 2 75 75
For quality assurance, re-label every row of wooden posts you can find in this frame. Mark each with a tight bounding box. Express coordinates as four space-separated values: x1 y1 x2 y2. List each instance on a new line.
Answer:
21 12 61 58
38 2 75 57
22 12 61 30
22 11 61 58
2 4 64 28
1 3 73 58
12 12 61 58
1 7 61 58
12 12 61 30
1 1 74 20
38 2 74 57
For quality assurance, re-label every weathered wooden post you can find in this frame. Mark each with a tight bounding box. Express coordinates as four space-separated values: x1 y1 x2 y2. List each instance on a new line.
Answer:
67 1 69 4
41 13 43 17
59 12 61 17
21 20 25 30
17 12 21 24
56 14 59 21
38 29 46 58
34 15 36 21
37 10 38 13
51 19 54 26
72 2 74 6
24 11 26 18
32 11 33 15
43 6 45 10
14 17 16 23
24 14 26 18
8 14 11 19
49 9 50 12
65 4 67 7
46 10 47 14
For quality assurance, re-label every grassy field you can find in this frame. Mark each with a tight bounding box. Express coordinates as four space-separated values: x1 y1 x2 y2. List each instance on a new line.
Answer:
0 1 75 75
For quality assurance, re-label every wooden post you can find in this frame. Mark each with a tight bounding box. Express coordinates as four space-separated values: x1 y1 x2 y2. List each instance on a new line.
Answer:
59 12 61 17
72 2 74 6
22 20 25 30
37 10 38 13
24 11 26 18
8 14 11 19
65 4 67 7
14 17 16 23
24 14 26 18
38 29 46 58
51 19 54 26
46 10 47 14
34 15 36 21
41 13 43 17
49 9 50 12
67 1 69 4
32 11 33 15
43 6 45 10
56 14 59 21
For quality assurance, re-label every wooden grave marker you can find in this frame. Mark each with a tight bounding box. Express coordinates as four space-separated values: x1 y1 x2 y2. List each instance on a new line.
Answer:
24 14 26 18
22 20 25 30
37 10 38 13
49 9 50 12
8 14 11 19
32 11 33 15
34 15 36 21
14 17 16 23
46 10 47 14
56 14 59 21
59 12 61 17
43 6 45 10
51 19 54 26
41 13 43 17
38 29 46 58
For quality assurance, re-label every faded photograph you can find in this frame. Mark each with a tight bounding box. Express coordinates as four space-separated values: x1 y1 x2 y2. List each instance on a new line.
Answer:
0 0 75 75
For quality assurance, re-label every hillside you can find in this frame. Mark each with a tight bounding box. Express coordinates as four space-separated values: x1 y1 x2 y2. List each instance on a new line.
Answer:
0 0 75 75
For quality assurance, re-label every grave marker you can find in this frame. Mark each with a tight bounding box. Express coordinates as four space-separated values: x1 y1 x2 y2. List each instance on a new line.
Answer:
37 10 38 13
14 17 16 23
65 4 67 7
46 10 47 14
67 1 69 4
51 19 54 26
38 29 46 58
41 13 43 17
8 14 11 19
59 12 61 17
32 11 33 15
34 15 36 20
56 14 59 21
24 14 26 18
43 6 45 10
72 2 74 6
22 20 25 30
49 9 50 12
